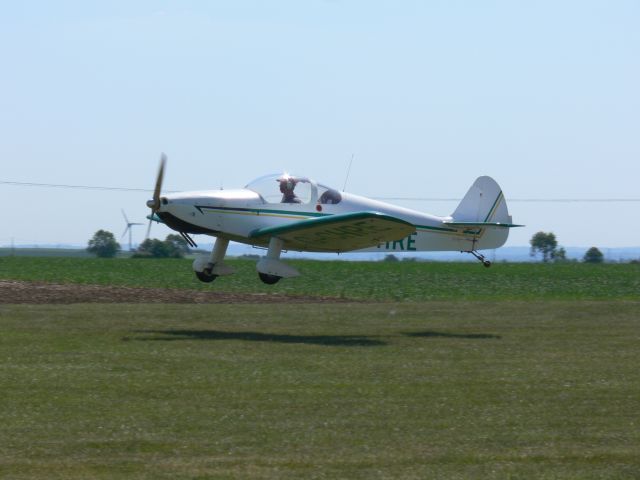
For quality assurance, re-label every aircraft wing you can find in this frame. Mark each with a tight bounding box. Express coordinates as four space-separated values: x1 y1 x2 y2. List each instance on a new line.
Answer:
249 211 415 252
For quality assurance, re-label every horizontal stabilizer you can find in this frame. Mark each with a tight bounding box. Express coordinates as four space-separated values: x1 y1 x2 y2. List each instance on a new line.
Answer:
250 211 415 253
443 221 524 228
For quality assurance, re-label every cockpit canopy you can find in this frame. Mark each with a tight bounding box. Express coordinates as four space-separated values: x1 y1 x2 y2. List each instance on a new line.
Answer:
245 173 342 205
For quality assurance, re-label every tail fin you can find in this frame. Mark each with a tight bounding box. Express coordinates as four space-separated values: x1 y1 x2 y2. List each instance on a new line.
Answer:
451 176 513 225
447 176 521 250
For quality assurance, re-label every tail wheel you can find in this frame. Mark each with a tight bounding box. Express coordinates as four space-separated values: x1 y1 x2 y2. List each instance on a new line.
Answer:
258 272 281 285
195 270 218 283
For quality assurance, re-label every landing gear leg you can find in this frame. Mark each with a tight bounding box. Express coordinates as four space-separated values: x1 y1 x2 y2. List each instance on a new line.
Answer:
193 238 233 282
467 250 492 268
258 237 283 284
256 237 300 284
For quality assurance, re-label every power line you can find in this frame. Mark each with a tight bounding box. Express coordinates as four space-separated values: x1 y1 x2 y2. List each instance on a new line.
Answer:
2 180 639 203
373 197 640 203
0 180 152 193
506 198 640 203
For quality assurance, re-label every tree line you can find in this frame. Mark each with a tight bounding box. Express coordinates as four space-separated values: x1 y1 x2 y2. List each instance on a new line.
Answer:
86 230 190 258
87 229 609 263
529 231 604 263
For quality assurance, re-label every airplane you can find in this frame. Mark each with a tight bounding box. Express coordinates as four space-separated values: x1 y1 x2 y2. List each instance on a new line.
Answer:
146 154 522 284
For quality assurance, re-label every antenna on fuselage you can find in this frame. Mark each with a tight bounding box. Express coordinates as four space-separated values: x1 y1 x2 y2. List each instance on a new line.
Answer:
342 153 354 192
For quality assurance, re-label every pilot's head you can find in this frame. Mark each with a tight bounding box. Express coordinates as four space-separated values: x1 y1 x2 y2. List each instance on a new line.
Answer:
279 177 296 194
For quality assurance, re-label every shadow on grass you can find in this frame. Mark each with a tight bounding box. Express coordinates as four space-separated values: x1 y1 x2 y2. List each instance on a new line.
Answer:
404 331 501 340
131 329 387 347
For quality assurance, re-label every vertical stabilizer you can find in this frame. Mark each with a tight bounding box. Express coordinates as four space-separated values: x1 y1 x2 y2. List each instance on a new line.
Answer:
451 176 512 224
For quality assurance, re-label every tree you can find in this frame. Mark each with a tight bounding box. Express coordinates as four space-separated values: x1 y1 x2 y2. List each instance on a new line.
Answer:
134 239 170 258
87 230 120 258
530 231 558 262
165 234 190 256
133 235 189 258
583 247 604 264
553 247 567 263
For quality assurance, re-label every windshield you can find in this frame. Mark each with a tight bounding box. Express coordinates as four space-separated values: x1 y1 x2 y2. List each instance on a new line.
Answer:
246 173 314 204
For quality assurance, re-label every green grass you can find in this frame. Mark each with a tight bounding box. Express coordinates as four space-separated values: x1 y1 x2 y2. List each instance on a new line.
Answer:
0 247 96 258
1 259 639 477
1 302 639 479
0 248 144 258
1 256 639 301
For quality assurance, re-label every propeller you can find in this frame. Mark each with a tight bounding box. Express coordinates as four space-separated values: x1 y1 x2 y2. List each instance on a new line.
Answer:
145 153 167 240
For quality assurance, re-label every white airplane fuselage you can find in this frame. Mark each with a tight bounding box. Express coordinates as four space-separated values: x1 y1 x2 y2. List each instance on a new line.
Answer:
156 185 508 255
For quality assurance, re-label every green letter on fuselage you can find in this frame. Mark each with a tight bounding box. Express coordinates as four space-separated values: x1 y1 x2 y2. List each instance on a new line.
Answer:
377 232 417 251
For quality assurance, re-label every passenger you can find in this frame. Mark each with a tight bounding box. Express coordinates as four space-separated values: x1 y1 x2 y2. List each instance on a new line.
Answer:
319 188 342 205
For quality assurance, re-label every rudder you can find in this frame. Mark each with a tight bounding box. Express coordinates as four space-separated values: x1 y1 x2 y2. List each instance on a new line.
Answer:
451 176 512 225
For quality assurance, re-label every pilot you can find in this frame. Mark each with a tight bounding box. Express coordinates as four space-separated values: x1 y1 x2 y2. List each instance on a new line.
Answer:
279 177 301 203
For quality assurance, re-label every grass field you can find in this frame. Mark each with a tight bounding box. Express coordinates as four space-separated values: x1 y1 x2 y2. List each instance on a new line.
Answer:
1 257 639 301
1 302 639 479
1 258 639 478
0 248 141 259
0 247 96 258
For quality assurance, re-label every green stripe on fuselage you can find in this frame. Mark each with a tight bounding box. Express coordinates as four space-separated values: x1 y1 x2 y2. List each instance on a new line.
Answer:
196 205 327 218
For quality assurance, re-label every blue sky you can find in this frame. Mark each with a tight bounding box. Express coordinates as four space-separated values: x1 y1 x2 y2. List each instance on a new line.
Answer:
1 1 638 248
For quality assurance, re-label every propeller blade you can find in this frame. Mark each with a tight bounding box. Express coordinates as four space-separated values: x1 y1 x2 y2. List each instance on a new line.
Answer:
152 153 167 211
145 217 153 241
121 209 130 224
145 153 167 241
121 225 130 239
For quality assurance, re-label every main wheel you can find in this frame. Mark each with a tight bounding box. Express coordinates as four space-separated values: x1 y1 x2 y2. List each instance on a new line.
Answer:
483 260 492 268
258 272 281 285
195 270 218 283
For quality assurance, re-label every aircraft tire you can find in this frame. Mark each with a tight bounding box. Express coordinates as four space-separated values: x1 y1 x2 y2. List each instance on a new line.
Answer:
258 272 281 285
483 260 492 268
195 270 218 283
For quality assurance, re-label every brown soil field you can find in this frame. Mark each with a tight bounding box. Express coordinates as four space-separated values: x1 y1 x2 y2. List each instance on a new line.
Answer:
0 280 351 304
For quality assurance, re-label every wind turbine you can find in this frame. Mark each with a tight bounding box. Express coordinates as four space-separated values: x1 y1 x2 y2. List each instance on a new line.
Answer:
121 210 144 251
